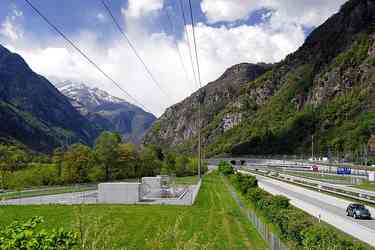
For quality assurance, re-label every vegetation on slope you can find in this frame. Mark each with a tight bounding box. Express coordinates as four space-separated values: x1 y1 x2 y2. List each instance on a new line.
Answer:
206 30 375 159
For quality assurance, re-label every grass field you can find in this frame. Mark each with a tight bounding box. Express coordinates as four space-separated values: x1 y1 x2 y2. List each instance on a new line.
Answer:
285 171 353 182
352 182 375 191
174 175 199 185
0 172 268 250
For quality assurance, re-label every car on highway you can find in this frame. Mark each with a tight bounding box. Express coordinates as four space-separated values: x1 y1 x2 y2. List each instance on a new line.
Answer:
346 204 372 220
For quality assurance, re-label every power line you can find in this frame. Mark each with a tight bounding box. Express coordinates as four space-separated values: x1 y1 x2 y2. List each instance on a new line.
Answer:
101 0 174 103
178 0 199 90
187 0 202 89
187 0 203 179
23 0 152 113
164 7 195 93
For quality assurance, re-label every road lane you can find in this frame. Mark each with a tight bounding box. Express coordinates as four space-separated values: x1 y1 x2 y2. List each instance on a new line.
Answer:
239 171 375 247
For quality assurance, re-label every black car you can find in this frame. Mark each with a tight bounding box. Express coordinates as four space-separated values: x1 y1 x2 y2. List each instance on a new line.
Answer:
346 204 372 219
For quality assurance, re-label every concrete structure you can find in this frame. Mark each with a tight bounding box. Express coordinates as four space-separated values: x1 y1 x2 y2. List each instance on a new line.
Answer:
142 177 161 190
98 182 140 204
369 172 375 182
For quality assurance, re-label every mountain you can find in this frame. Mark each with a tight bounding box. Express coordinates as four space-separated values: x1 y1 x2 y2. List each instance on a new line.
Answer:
144 0 375 158
0 45 100 151
143 63 272 149
56 81 156 143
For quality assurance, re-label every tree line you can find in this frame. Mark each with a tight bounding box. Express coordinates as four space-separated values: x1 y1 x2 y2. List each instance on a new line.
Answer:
0 132 207 190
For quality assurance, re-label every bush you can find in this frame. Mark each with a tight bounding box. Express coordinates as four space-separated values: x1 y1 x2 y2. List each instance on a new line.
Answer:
247 187 268 204
226 172 368 249
232 173 258 194
218 161 234 176
0 217 78 249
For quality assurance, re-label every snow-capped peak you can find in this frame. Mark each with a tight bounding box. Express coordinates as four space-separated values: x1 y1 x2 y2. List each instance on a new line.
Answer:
54 81 127 111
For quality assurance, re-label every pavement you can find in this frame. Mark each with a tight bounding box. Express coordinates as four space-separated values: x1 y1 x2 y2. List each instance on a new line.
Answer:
239 170 375 247
1 191 99 205
278 172 375 197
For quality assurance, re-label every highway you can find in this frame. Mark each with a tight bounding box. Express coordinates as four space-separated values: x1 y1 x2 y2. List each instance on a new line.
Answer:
239 170 375 247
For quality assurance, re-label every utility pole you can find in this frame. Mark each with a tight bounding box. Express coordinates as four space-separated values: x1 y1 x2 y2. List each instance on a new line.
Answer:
311 135 314 161
198 101 201 179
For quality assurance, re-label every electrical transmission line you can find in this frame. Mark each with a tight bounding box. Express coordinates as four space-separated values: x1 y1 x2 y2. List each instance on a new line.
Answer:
164 7 195 93
23 0 152 113
187 0 203 178
101 0 174 103
178 0 199 90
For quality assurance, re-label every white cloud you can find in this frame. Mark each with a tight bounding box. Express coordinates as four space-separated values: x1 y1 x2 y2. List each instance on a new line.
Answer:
0 5 24 42
0 1 344 116
201 0 347 27
125 0 164 18
96 12 107 23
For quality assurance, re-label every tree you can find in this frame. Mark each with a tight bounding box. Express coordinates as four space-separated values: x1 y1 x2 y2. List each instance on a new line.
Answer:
115 143 139 179
0 145 28 189
94 132 122 181
52 147 64 177
139 146 161 177
175 155 190 177
62 144 93 184
164 152 177 174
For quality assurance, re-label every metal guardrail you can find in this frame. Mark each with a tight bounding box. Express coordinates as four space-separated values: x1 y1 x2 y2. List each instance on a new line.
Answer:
241 168 375 205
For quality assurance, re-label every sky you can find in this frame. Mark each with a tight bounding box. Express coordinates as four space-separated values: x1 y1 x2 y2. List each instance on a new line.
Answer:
0 0 348 116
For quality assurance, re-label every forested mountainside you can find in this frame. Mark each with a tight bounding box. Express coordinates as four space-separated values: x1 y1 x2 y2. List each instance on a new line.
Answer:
145 0 375 157
56 81 156 143
0 45 100 151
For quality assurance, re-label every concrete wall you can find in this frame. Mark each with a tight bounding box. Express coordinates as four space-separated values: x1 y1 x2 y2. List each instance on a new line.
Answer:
142 177 161 190
98 183 140 204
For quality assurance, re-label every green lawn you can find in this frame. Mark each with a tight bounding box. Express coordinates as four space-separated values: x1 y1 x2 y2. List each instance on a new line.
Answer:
285 171 353 182
351 182 375 192
0 172 268 250
175 175 199 185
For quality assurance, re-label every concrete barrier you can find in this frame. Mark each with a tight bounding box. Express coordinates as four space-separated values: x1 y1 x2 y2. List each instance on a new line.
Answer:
98 183 140 204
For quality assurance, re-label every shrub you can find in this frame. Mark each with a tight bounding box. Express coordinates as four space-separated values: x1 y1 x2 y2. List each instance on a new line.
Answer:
0 217 78 249
218 161 234 176
232 173 258 194
247 187 268 204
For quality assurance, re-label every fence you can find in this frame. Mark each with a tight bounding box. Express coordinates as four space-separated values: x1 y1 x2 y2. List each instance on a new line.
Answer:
247 209 288 250
228 186 288 250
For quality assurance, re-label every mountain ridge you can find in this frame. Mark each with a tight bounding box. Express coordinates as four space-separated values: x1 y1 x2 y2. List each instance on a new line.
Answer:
144 0 375 158
0 44 101 151
56 81 156 144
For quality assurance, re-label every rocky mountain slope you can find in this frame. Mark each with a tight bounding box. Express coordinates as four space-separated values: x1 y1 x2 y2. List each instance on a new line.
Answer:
145 0 375 158
144 63 272 148
56 81 156 143
0 45 100 151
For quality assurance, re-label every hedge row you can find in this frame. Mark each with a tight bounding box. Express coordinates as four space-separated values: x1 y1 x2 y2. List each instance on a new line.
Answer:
218 162 370 250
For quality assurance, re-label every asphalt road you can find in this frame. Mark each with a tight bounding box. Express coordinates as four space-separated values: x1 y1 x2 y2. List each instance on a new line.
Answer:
240 171 375 247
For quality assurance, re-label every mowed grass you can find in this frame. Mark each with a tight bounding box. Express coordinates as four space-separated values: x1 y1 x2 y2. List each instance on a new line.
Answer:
352 182 375 192
0 172 268 250
285 171 352 182
175 175 199 185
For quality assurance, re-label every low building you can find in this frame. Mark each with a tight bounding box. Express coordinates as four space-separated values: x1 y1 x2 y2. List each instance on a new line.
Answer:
98 182 141 204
